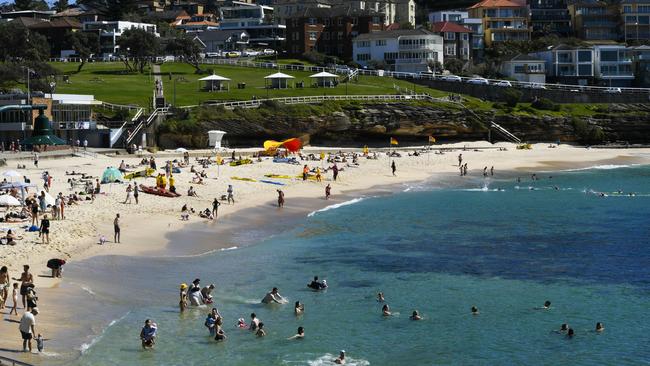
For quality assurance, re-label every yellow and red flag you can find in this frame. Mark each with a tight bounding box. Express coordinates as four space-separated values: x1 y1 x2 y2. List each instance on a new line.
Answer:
428 136 436 143
390 137 398 146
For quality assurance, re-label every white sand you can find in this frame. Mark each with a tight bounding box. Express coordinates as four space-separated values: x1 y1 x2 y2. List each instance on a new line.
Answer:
0 142 648 357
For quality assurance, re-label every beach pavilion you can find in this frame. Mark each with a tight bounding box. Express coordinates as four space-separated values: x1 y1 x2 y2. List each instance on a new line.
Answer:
264 72 294 89
309 71 338 87
199 74 231 91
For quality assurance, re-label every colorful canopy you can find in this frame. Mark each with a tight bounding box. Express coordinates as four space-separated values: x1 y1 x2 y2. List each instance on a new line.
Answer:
263 138 302 152
101 167 124 184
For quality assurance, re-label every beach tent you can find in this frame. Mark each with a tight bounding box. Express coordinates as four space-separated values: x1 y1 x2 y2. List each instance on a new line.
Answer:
42 191 56 206
263 138 302 153
2 170 21 181
309 71 338 87
0 181 37 206
199 74 231 92
101 167 124 184
264 72 294 89
0 194 20 206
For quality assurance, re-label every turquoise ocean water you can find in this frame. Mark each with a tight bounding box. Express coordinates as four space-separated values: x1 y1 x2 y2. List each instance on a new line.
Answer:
66 165 650 365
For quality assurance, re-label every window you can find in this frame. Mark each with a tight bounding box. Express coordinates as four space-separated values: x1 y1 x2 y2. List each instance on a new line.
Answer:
640 16 650 25
323 32 330 40
293 32 300 40
462 33 469 41
308 17 317 25
600 50 618 62
578 50 592 62
309 31 318 41
514 65 525 73
338 18 343 26
324 18 330 26
578 64 592 76
356 53 371 61
623 5 632 14
375 39 386 46
358 40 370 47
640 5 650 13
338 31 343 40
372 16 380 24
384 52 398 60
444 32 455 40
445 45 456 55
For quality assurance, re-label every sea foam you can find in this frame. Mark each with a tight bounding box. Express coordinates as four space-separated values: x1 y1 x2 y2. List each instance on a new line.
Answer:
307 197 366 217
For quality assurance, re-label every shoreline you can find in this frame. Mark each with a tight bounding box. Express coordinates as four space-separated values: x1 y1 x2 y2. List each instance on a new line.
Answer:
1 142 649 363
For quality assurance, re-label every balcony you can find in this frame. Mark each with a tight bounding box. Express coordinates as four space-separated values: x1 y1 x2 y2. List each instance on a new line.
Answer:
398 44 437 51
396 58 429 64
0 122 29 131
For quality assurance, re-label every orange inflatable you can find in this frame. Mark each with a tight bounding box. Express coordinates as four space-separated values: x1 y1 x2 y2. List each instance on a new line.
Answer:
263 138 302 152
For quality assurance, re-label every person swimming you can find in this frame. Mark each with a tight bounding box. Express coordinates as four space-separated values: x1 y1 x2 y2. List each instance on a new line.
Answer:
215 327 227 341
567 328 575 338
537 300 551 310
382 304 391 316
307 276 327 290
294 301 304 315
255 322 266 337
261 287 287 304
377 292 385 302
559 323 569 333
595 322 605 332
410 310 422 320
334 350 346 364
287 326 305 340
236 318 248 329
471 306 479 315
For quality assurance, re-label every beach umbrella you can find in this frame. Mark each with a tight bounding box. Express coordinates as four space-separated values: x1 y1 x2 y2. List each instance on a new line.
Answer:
2 170 21 181
42 191 56 206
101 167 124 184
0 194 20 206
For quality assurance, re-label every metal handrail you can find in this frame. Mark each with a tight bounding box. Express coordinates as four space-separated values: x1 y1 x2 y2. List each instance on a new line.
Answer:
0 355 34 366
109 107 144 147
126 107 169 145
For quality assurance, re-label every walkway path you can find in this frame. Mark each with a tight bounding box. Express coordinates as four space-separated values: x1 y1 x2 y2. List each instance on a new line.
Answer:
152 64 164 99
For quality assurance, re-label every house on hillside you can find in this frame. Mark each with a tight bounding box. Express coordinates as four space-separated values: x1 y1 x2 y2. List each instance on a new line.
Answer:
468 0 530 47
286 7 384 61
352 29 443 73
431 21 472 61
568 1 620 41
218 2 285 47
621 0 650 42
174 13 219 32
500 54 546 83
529 0 571 37
196 30 249 52
82 21 160 58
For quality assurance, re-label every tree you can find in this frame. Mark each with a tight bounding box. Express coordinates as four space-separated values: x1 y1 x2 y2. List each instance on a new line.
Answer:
117 28 159 73
106 0 137 21
13 0 48 10
52 0 68 12
398 22 414 30
65 31 99 72
0 23 49 62
444 58 464 75
166 34 204 73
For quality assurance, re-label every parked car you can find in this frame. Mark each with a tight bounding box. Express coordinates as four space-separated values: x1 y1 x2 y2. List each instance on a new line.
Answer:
466 77 489 85
494 80 512 87
335 65 352 74
242 50 260 57
205 52 221 58
260 62 278 68
441 75 462 82
524 82 546 89
417 71 436 79
604 87 622 93
262 49 276 55
225 51 241 58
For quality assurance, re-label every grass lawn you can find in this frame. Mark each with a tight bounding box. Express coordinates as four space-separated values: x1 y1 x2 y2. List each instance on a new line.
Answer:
51 62 155 106
160 62 427 106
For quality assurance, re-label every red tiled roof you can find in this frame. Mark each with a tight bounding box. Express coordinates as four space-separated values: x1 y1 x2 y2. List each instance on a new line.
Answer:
431 21 472 33
469 0 526 9
386 22 400 31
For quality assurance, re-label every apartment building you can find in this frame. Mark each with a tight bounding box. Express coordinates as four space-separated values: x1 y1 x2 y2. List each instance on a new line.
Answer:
594 44 634 86
431 21 473 61
286 7 385 60
568 1 620 41
621 0 650 42
274 0 333 25
427 10 484 59
352 29 443 73
500 54 546 83
346 0 416 26
82 21 159 57
428 10 468 23
218 2 285 46
528 0 572 37
468 0 530 47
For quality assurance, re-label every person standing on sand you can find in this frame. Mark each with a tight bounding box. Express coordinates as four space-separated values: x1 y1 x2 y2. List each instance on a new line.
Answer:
302 165 308 181
212 198 221 219
277 190 285 208
19 307 38 353
316 167 322 182
30 201 39 226
463 163 468 176
124 184 133 204
490 166 494 176
134 184 139 204
458 154 463 167
391 161 396 176
325 184 331 200
0 266 9 309
39 215 50 244
14 265 33 310
227 185 235 205
33 153 38 168
114 214 121 243
483 167 488 177
331 163 339 181
58 193 65 220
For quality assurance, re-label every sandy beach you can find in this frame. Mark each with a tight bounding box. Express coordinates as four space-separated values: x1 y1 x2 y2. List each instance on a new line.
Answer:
1 142 649 362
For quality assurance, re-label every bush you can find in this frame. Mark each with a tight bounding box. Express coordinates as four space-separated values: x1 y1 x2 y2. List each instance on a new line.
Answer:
302 51 326 65
531 97 560 111
502 88 522 107
571 117 605 144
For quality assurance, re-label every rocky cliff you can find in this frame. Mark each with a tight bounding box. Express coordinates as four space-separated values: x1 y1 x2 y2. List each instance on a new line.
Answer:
157 102 650 148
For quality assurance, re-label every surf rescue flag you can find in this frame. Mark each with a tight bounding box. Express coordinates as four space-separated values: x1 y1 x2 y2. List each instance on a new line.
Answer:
390 137 399 146
428 136 436 143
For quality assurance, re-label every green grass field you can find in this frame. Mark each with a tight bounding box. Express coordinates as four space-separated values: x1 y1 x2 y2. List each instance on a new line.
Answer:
52 62 154 106
160 63 427 106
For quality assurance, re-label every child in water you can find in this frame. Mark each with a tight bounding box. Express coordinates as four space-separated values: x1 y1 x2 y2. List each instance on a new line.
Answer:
36 334 44 352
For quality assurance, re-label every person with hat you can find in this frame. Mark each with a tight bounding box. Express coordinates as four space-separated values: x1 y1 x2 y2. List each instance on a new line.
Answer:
19 307 38 352
179 283 188 312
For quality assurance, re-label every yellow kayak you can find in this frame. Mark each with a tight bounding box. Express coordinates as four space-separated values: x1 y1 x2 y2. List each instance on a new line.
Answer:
264 174 293 179
124 168 155 180
231 176 257 182
230 159 253 167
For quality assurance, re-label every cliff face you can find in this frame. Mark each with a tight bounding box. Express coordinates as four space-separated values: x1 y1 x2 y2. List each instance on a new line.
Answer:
157 103 650 148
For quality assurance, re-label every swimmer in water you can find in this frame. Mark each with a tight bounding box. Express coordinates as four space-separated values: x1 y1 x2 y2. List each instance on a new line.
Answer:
567 328 575 338
294 301 304 316
471 306 479 315
539 300 551 310
261 287 287 304
249 313 260 331
410 310 422 320
287 326 305 340
255 322 266 337
215 327 226 341
595 322 605 332
559 323 569 333
382 304 391 316
334 350 346 364
377 292 385 302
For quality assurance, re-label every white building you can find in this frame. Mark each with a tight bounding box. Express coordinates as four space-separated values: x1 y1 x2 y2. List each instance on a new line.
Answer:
83 21 159 58
428 10 468 24
353 29 443 73
347 0 416 26
218 2 285 46
593 45 634 87
500 54 546 83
